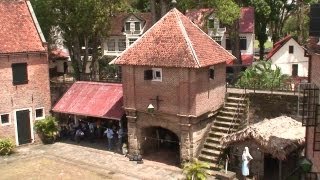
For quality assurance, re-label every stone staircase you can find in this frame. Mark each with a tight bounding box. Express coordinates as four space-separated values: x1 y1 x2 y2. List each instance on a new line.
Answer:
198 93 248 176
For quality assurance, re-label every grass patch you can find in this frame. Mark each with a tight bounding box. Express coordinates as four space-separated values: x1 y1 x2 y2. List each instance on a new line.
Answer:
254 40 273 49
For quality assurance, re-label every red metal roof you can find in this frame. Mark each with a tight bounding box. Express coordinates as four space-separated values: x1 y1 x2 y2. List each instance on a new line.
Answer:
186 7 254 33
115 8 235 68
226 55 253 66
52 81 124 120
0 0 45 54
109 12 152 36
266 35 292 60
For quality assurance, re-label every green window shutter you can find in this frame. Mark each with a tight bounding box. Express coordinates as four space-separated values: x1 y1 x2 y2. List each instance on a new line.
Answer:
12 63 28 85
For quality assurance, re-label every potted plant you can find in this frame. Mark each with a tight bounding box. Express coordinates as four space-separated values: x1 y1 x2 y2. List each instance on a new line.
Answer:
0 138 15 155
34 116 59 144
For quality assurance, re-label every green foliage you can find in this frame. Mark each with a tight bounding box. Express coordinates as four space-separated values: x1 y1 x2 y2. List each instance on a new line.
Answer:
183 159 210 180
236 61 289 90
0 138 15 156
206 0 241 26
34 116 59 144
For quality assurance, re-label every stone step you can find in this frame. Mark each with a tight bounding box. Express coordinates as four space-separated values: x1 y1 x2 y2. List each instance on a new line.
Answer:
220 111 244 116
225 102 246 107
208 131 227 138
227 97 246 101
211 125 235 133
214 121 240 128
216 115 240 122
206 137 221 143
202 147 222 155
199 153 219 162
223 106 245 111
204 141 221 148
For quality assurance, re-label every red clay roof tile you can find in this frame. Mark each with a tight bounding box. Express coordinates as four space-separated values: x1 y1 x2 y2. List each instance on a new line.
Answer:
114 8 235 68
0 0 45 54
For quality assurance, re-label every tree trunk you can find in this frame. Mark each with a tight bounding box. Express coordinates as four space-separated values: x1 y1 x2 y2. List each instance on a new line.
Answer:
90 36 99 81
70 35 82 80
150 0 157 24
160 0 168 17
82 36 89 77
229 20 242 83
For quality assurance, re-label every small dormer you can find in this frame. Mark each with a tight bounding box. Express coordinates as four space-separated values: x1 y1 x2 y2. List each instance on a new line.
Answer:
207 14 226 37
124 15 144 35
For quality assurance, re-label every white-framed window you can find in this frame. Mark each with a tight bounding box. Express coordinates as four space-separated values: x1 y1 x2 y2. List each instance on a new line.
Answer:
118 39 126 51
35 108 45 120
134 22 141 31
125 22 131 31
144 68 162 81
152 68 162 81
107 39 115 51
0 113 10 126
240 36 247 50
213 36 222 45
129 38 137 46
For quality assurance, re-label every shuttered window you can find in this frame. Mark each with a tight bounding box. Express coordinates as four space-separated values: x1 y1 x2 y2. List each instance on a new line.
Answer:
240 37 247 50
144 70 153 80
12 63 28 85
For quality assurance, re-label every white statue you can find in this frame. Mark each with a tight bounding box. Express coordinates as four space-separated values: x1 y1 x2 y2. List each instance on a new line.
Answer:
242 147 253 177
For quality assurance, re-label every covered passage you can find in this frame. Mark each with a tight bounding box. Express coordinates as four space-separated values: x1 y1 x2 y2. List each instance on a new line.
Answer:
52 81 126 151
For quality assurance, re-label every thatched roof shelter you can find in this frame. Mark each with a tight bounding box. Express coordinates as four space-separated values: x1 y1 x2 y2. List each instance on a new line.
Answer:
221 116 305 160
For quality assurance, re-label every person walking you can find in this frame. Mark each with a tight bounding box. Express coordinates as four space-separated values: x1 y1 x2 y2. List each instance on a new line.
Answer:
104 128 114 150
117 126 124 152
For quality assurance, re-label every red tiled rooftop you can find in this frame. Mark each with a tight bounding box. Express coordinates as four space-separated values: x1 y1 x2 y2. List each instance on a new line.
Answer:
226 55 253 66
185 7 254 33
0 0 45 54
115 8 235 68
266 35 292 60
49 48 69 60
52 81 124 120
110 12 152 36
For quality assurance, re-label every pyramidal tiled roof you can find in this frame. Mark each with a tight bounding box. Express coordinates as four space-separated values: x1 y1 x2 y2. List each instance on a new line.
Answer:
115 8 235 68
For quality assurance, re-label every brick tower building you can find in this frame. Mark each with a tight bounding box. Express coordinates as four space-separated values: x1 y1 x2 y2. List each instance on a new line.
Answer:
115 8 234 163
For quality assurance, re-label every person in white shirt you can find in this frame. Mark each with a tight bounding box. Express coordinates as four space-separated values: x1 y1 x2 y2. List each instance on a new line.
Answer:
104 128 114 150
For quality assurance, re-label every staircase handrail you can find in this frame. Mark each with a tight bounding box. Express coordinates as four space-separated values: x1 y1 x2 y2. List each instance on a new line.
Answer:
226 92 247 136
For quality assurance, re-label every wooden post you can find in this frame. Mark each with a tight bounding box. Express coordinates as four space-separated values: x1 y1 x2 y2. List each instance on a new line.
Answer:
279 160 282 180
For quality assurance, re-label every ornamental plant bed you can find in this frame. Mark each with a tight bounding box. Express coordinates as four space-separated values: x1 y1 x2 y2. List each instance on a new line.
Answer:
0 138 15 156
34 116 59 144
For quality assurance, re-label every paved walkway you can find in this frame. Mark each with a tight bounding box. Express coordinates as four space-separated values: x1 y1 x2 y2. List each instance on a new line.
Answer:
0 142 184 180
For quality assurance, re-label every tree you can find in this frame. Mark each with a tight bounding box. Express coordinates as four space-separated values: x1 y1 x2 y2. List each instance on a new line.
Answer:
31 0 125 80
183 159 210 180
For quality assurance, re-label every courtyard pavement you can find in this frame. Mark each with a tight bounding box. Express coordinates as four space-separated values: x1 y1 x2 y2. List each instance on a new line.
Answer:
0 142 185 180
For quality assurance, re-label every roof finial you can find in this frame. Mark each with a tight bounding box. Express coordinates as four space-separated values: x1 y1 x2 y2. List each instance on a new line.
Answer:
171 0 177 8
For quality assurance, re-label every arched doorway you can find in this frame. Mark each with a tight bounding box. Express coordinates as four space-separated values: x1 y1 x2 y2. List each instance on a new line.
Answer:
140 126 180 166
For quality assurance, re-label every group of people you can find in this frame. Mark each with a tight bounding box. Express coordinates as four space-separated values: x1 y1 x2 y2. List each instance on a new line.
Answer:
58 116 127 153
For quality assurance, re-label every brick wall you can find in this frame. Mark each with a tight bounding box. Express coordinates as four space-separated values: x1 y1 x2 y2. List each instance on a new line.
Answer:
0 53 51 145
247 93 298 123
122 63 225 116
311 54 320 87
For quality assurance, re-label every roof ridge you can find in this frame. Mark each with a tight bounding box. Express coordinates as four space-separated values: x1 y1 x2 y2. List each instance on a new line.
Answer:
174 9 201 68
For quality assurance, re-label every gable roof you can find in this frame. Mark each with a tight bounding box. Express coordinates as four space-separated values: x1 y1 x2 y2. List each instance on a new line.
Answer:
109 12 152 36
185 7 254 33
0 0 46 54
266 35 292 59
114 8 235 68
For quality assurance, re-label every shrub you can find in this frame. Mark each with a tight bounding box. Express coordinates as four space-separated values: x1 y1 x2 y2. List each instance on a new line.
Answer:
183 158 210 180
34 116 59 144
0 138 15 156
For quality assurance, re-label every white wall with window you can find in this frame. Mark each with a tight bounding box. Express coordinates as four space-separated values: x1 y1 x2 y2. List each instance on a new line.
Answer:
270 38 309 77
144 68 162 82
222 33 254 55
